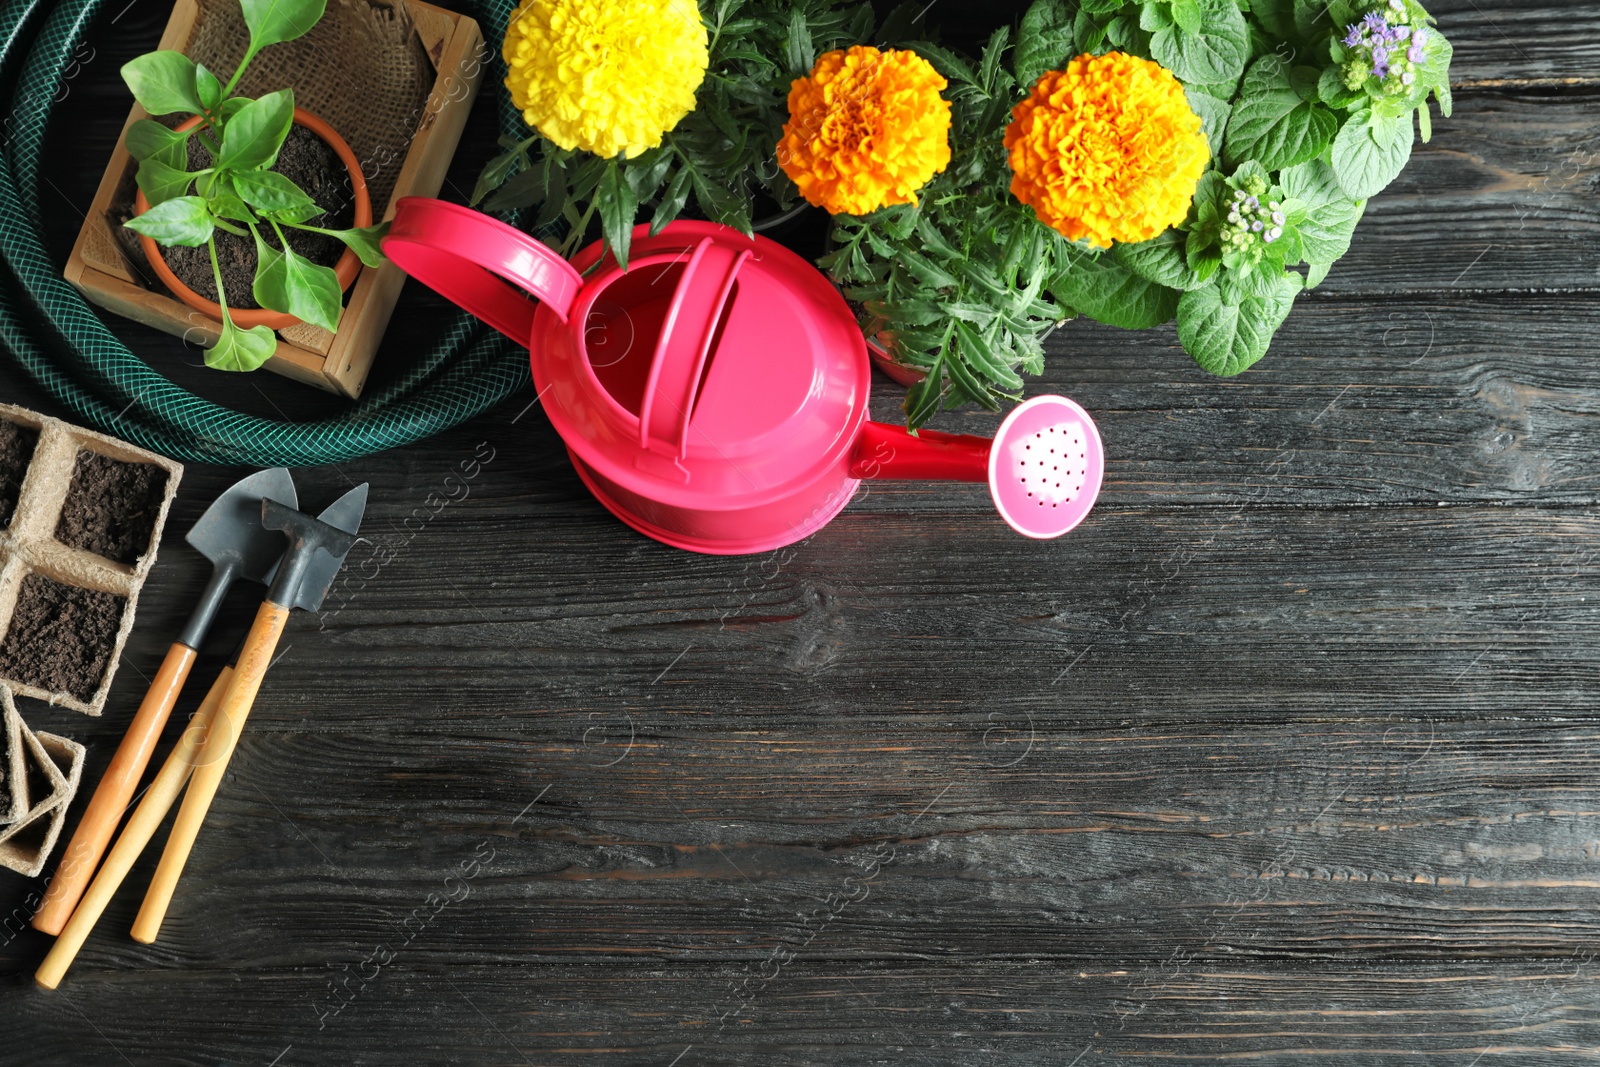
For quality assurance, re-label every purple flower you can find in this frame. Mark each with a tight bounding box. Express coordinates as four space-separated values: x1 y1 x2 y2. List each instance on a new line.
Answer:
1363 12 1388 33
1251 220 1264 232
1388 0 1404 10
1392 25 1412 43
1408 44 1424 62
1271 211 1286 225
1265 226 1283 243
1373 59 1390 79
1244 195 1259 211
1343 23 1364 47
1372 45 1389 64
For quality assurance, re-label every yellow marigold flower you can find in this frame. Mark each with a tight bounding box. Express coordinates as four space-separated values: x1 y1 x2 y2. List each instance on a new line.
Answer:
778 45 952 216
503 0 709 160
1005 52 1210 248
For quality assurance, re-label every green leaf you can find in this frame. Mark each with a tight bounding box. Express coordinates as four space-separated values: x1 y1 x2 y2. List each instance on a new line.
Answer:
651 163 693 235
135 158 197 206
251 228 342 331
1330 107 1413 199
481 166 548 212
1224 55 1338 170
1176 272 1298 376
126 118 191 168
597 161 640 270
471 139 531 206
1014 0 1076 86
689 167 750 233
1317 66 1364 110
125 195 213 246
1249 0 1295 38
322 222 389 268
218 89 295 172
784 8 814 76
1184 87 1231 160
120 51 205 117
1139 2 1174 32
194 63 223 112
208 186 258 224
232 168 319 220
902 353 945 429
1149 0 1249 85
206 317 278 372
1170 0 1203 33
241 0 327 52
952 320 1024 390
1278 158 1365 265
1050 248 1181 330
907 42 977 85
1114 229 1214 291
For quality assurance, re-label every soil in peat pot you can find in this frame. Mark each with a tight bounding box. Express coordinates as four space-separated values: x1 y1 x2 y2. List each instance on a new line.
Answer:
0 574 125 700
162 123 357 309
54 451 167 565
0 420 38 529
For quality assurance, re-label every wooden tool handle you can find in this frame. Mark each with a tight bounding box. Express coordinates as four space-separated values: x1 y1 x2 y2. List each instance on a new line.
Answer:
35 663 234 989
33 642 198 936
132 600 289 945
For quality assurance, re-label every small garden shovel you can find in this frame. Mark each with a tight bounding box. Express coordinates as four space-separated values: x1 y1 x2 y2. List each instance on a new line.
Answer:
132 484 367 944
32 468 297 936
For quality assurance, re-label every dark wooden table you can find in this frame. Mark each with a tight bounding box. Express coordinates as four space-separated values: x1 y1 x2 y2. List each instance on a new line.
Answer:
4 2 1600 1063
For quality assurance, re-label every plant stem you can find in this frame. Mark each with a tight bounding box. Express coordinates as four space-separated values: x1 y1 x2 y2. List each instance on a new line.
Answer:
207 235 233 324
220 48 257 100
212 217 248 237
268 219 296 257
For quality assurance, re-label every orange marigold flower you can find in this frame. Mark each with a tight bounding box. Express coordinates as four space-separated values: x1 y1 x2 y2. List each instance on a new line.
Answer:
1005 52 1210 248
778 45 952 216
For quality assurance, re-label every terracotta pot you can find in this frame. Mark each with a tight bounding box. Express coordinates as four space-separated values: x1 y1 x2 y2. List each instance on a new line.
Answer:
133 107 371 331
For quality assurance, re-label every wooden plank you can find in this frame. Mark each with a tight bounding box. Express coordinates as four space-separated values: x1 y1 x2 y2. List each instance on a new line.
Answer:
13 719 1600 969
92 498 1600 734
2 961 1598 1064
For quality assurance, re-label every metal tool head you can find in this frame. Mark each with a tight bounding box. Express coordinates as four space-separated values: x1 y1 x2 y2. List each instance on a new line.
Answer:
261 484 368 612
185 468 298 583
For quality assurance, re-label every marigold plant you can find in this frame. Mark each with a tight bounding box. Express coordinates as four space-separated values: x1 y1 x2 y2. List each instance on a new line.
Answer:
1005 51 1208 249
502 0 709 160
779 45 952 216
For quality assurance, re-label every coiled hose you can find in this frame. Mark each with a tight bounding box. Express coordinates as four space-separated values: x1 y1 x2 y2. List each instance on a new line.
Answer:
0 0 529 466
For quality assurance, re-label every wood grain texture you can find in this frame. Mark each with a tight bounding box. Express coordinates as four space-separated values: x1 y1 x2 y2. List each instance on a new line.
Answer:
1 0 1598 1064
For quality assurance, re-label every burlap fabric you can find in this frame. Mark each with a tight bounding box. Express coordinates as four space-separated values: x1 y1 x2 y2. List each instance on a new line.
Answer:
185 0 434 213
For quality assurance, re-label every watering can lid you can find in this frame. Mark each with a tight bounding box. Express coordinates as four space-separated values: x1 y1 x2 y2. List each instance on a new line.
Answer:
385 200 868 506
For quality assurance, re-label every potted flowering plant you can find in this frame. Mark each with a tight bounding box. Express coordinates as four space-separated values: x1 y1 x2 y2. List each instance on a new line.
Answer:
471 0 885 268
120 0 391 371
803 0 1451 424
473 0 1451 427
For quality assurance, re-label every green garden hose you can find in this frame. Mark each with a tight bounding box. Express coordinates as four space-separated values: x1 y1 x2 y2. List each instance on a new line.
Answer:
0 0 532 466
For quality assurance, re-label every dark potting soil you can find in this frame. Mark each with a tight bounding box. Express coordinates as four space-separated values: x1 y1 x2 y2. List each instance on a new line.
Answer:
162 123 357 310
0 420 38 529
0 574 124 700
55 450 167 565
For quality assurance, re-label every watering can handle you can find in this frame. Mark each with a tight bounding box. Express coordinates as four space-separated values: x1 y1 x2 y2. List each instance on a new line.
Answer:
383 197 585 344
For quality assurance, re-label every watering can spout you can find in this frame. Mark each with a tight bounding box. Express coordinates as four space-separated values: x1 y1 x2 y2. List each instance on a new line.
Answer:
850 395 1106 540
848 421 991 482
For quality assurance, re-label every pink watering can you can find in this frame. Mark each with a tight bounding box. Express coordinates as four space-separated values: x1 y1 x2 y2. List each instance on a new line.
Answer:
383 198 1104 555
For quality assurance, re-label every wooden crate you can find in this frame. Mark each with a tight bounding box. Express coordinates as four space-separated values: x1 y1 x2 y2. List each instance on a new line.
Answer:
63 0 485 398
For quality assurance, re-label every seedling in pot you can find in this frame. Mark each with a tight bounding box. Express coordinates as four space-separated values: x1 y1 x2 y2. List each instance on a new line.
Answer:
120 0 389 372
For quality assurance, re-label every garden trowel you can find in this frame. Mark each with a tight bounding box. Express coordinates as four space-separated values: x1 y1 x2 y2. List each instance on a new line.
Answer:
132 483 368 943
33 468 297 936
